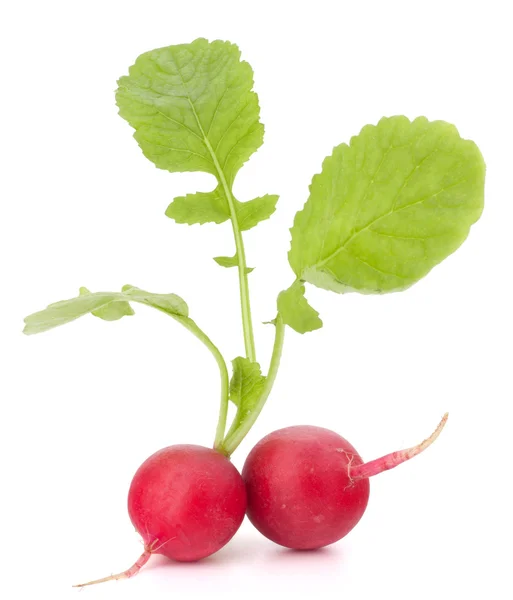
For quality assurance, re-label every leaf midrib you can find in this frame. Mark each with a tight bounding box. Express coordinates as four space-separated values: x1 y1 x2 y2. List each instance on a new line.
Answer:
165 54 232 199
166 50 256 362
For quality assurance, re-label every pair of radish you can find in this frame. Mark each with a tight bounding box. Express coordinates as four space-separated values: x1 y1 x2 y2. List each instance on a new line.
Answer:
21 38 483 587
75 415 447 586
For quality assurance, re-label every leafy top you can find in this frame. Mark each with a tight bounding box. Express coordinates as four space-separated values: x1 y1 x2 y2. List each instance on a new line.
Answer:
280 116 485 332
117 38 262 183
23 38 486 458
116 38 277 230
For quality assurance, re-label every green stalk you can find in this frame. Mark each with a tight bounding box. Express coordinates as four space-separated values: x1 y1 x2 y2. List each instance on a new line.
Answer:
225 198 256 363
175 88 257 445
174 316 230 450
203 136 256 363
222 313 285 455
184 97 256 363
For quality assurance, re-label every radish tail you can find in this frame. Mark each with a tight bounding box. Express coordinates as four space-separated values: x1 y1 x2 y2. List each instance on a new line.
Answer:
350 413 448 481
73 547 152 588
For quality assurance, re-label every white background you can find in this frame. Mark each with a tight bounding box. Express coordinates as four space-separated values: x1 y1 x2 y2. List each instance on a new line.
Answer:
1 1 512 598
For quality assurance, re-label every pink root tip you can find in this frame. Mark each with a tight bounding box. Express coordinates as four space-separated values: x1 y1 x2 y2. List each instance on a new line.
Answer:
350 412 448 481
72 547 153 588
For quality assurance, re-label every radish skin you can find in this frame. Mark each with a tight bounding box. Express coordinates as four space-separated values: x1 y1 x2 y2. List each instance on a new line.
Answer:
128 445 246 562
243 426 370 550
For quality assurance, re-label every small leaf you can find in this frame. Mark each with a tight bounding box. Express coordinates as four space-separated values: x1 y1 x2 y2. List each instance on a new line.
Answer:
277 281 323 334
165 186 230 225
121 285 189 317
167 191 278 231
236 194 279 231
24 286 188 335
289 116 485 295
230 358 266 421
79 287 134 321
213 255 254 273
24 292 131 335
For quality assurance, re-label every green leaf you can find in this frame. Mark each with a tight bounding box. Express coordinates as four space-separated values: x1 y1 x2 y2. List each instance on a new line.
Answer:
289 116 485 295
116 38 262 182
213 255 254 273
236 194 279 231
166 189 279 230
24 286 188 335
117 38 272 229
165 186 229 225
24 285 229 432
229 357 266 421
121 285 189 316
277 281 323 334
79 287 134 321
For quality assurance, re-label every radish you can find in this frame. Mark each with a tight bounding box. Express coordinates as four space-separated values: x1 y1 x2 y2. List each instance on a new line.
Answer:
75 445 246 587
23 39 483 583
242 415 447 550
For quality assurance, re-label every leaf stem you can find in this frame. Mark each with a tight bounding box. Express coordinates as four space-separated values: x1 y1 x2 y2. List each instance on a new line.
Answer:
175 317 230 450
222 313 285 455
182 90 256 362
201 136 256 362
169 74 256 430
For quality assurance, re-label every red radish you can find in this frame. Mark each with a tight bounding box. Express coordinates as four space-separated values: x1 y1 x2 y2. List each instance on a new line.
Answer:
74 445 246 587
242 415 447 550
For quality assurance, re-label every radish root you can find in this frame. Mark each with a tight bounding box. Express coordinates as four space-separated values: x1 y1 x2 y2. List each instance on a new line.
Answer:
73 543 155 588
350 413 448 481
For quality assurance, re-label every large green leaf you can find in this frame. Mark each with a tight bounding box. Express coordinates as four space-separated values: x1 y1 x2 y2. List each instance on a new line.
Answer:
290 117 485 294
117 38 277 229
23 285 188 335
281 116 485 332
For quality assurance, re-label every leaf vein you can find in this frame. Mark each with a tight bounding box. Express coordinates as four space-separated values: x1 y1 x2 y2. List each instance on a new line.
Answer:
150 143 213 163
213 100 251 155
341 246 409 280
315 178 468 272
